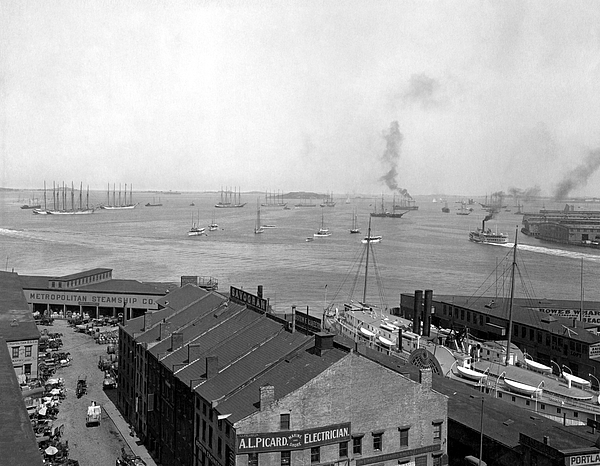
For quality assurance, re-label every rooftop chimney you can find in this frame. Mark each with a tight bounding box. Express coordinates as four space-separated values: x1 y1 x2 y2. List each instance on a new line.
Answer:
543 436 549 445
257 285 263 299
160 321 172 340
206 355 218 379
171 332 184 351
144 311 154 331
314 332 334 356
259 384 275 411
419 368 432 392
188 344 202 363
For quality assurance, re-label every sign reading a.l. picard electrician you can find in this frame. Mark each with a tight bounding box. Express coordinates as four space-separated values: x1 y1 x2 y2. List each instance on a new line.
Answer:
236 422 351 453
230 286 268 313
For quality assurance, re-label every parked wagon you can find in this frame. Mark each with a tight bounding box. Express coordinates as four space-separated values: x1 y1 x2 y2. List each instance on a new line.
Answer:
85 402 101 427
76 375 87 398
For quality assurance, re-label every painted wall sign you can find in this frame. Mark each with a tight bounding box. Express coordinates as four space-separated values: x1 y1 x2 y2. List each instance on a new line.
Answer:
590 343 600 360
236 422 351 453
566 453 600 466
25 290 159 309
230 286 267 312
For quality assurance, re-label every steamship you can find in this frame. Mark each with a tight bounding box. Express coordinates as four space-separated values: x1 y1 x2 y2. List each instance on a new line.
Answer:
469 219 508 244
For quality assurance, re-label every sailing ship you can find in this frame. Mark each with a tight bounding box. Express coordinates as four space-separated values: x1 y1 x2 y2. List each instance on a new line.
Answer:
320 192 336 208
20 194 41 210
261 190 287 208
208 211 219 231
100 183 137 210
188 211 206 236
254 199 264 234
469 217 508 244
216 187 246 208
46 182 94 215
456 203 470 215
294 198 317 208
313 209 331 237
441 201 450 213
394 196 419 211
350 209 360 234
32 182 49 215
371 194 409 218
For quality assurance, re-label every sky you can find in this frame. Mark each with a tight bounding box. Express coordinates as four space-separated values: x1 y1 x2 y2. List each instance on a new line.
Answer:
2 0 600 198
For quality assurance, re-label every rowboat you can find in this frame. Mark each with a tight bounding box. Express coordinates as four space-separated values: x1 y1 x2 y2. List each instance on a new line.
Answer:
504 378 542 396
563 372 591 389
523 357 552 374
456 365 488 382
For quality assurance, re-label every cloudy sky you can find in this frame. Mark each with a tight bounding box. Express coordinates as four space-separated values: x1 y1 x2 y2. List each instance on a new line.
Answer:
2 1 600 198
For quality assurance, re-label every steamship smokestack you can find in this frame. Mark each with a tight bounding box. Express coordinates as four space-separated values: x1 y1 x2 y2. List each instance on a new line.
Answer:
413 290 423 334
423 290 433 337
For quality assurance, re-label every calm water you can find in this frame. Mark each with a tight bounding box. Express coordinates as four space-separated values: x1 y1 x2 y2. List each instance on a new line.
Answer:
2 190 600 316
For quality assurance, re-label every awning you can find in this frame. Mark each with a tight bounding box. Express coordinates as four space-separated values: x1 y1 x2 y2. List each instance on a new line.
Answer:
378 335 394 347
359 327 375 337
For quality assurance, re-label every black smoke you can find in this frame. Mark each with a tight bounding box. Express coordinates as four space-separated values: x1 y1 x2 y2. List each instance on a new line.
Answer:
508 185 541 202
554 149 600 200
379 121 403 191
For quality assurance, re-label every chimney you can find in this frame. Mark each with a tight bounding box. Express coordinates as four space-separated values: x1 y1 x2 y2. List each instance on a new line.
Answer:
413 290 423 334
171 332 184 351
257 285 263 299
314 332 334 356
543 436 549 445
160 321 172 340
423 290 433 337
291 306 296 333
144 311 154 331
419 368 432 391
206 355 218 379
397 328 403 351
188 344 202 363
259 384 275 411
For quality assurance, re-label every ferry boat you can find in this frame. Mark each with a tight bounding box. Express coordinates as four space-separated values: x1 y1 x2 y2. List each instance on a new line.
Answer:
469 219 508 244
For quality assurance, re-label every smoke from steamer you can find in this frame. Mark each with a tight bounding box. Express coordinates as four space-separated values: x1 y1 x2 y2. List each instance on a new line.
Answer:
378 121 413 199
553 149 600 200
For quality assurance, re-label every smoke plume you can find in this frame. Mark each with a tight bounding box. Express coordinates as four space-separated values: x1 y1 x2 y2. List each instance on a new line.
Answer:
508 185 541 201
402 73 441 109
553 149 600 200
379 121 403 191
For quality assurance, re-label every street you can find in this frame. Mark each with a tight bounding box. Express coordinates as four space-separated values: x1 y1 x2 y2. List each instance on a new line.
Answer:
42 319 134 466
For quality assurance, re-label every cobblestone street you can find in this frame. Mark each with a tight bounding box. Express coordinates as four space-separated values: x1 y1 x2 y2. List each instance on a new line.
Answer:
42 319 136 466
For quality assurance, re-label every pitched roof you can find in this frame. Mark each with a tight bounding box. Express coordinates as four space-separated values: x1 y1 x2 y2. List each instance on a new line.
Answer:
0 272 39 342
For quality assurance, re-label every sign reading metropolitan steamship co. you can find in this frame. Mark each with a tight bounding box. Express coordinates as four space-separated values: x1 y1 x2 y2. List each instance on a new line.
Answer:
236 422 351 453
230 286 268 313
25 290 160 309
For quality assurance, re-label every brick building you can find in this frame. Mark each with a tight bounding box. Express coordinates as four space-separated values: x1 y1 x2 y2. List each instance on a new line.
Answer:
118 284 448 466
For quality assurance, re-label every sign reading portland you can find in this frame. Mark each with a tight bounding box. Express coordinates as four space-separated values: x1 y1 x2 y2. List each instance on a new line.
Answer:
236 422 351 453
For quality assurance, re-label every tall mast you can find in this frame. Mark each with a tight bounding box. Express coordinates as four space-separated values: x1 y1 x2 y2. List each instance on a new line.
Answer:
71 182 75 211
362 216 372 305
125 183 127 205
505 227 518 365
79 182 83 210
43 181 47 210
580 257 584 322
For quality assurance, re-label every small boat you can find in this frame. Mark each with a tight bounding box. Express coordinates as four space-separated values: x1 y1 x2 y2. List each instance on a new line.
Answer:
362 235 382 244
305 237 314 242
442 201 450 213
350 209 360 234
456 365 488 382
503 378 542 396
21 202 41 210
456 203 470 215
563 372 591 389
522 356 552 374
320 192 336 208
314 209 331 237
145 197 162 207
208 211 219 231
188 211 206 236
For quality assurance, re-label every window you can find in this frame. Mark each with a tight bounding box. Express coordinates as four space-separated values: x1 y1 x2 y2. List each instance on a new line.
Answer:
540 404 545 410
557 408 562 414
311 447 320 463
248 453 258 466
399 428 409 447
11 347 19 358
24 364 31 375
433 422 442 442
218 438 222 457
208 426 213 448
530 329 534 340
461 310 465 320
280 413 290 430
281 451 291 466
514 324 518 336
373 432 383 451
479 315 483 326
202 420 207 441
339 441 348 458
467 311 470 322
353 436 363 455
433 454 443 466
25 346 32 358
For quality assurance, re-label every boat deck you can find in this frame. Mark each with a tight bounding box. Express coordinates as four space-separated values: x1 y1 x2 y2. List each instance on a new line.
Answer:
472 360 594 401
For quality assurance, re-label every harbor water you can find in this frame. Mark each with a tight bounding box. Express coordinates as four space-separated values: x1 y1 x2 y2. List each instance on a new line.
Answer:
2 190 600 316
